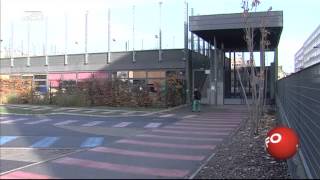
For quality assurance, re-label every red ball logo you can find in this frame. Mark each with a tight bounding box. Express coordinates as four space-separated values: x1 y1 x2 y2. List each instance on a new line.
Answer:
265 126 299 160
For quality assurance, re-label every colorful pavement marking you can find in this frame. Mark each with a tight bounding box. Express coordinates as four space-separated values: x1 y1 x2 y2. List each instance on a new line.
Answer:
80 137 104 148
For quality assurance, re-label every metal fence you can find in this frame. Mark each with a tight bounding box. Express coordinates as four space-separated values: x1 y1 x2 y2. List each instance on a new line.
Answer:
276 62 320 179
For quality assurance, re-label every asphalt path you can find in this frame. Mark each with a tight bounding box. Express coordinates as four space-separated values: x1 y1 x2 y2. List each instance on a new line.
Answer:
0 105 247 179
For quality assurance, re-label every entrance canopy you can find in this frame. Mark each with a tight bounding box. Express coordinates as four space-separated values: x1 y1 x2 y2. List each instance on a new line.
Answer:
189 11 283 51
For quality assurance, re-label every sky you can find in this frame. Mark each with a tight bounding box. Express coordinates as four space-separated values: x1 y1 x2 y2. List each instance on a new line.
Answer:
1 0 320 73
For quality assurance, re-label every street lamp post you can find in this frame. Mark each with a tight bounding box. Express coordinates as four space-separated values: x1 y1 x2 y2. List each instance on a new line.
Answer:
44 16 48 65
24 11 44 66
158 1 162 62
27 19 30 66
64 13 68 65
155 35 158 49
84 10 89 64
132 5 136 63
10 23 14 66
107 8 111 64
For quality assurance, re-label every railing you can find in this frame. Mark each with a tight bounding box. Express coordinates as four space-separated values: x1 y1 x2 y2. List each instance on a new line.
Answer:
276 62 320 179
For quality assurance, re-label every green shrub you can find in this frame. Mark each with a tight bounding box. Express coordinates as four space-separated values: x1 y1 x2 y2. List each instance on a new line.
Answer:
53 91 88 107
6 93 20 104
31 94 51 105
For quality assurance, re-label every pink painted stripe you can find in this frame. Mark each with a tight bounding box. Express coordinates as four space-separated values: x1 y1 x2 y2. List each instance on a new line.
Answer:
136 134 223 142
152 129 229 136
0 171 54 179
117 139 216 150
175 122 238 127
53 157 189 178
179 120 240 124
91 147 205 161
164 126 233 131
201 113 246 115
186 118 243 121
196 117 245 119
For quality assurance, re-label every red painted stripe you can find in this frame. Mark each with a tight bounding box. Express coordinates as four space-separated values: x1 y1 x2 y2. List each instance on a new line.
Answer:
164 126 233 131
0 171 54 179
117 139 216 149
175 122 238 127
152 129 229 136
136 134 223 142
53 157 189 178
91 147 205 161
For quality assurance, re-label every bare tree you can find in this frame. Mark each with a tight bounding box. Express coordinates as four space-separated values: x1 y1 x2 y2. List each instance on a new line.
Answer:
240 0 272 135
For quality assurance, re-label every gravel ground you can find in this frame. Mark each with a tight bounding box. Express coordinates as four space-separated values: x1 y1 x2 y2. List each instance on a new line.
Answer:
195 109 291 179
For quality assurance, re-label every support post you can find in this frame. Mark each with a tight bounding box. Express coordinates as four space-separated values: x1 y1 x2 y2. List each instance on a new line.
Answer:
233 52 236 97
197 36 200 53
214 36 218 105
221 43 224 105
202 39 205 55
208 42 213 105
274 48 278 100
191 8 194 52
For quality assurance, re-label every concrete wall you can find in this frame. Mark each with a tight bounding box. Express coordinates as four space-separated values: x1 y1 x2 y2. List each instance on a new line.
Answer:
0 49 187 74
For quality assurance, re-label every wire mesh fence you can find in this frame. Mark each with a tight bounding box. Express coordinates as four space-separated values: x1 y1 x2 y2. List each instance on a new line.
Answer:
277 62 320 179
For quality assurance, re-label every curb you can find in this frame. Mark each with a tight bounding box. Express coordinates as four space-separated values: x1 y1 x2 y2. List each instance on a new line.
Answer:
188 152 217 179
142 104 188 116
187 110 249 179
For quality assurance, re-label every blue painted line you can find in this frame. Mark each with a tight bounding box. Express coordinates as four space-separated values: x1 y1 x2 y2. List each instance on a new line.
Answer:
30 137 59 148
81 137 104 148
0 136 18 145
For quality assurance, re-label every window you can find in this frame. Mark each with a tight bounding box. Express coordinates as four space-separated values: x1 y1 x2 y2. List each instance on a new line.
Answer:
34 81 47 86
148 71 165 78
117 71 128 79
34 75 47 80
129 71 146 78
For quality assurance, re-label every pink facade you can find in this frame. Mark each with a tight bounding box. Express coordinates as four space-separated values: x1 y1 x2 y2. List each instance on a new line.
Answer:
48 74 62 80
49 80 60 87
48 72 108 87
62 73 77 80
78 72 93 80
93 72 108 79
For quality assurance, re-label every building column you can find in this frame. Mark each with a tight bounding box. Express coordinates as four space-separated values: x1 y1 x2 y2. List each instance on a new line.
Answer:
197 36 200 53
214 36 218 105
202 39 205 55
273 48 278 100
208 41 213 105
219 43 225 105
233 51 236 97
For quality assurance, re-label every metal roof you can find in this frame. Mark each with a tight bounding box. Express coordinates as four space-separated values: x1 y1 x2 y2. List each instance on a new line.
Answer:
189 11 283 51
